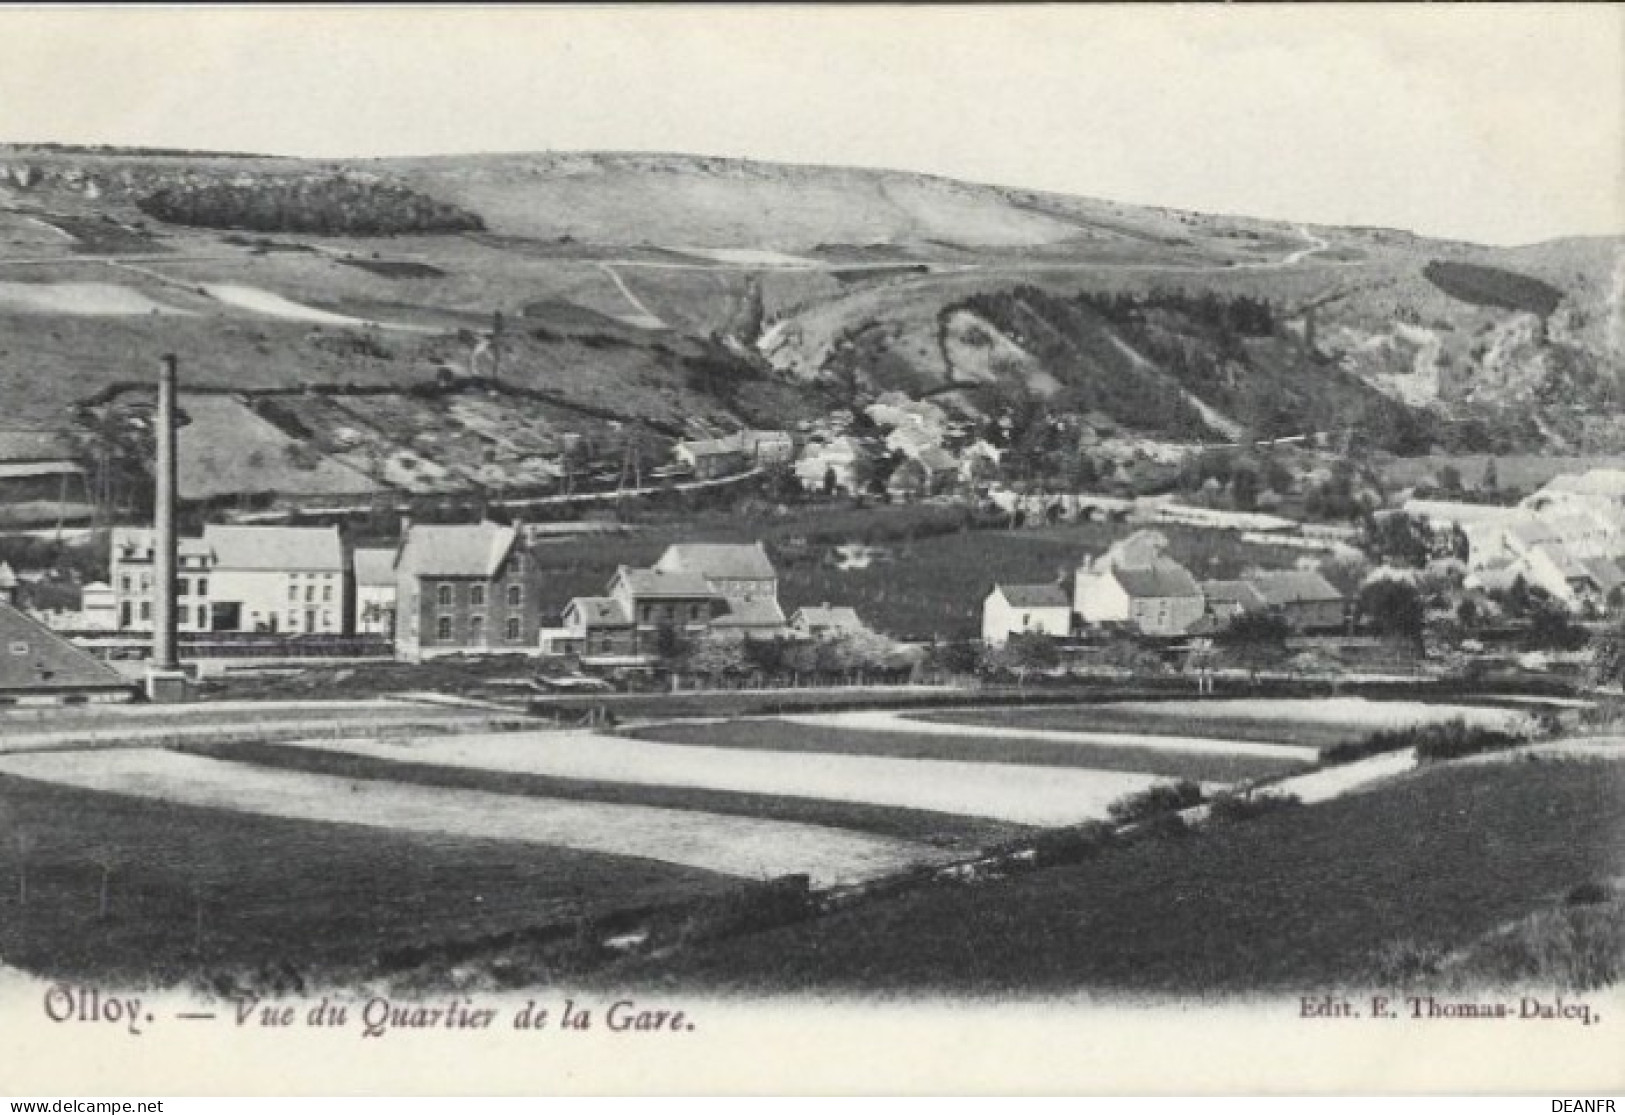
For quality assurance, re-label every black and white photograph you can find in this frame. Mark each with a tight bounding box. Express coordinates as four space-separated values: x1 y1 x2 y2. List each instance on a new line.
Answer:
0 3 1620 1098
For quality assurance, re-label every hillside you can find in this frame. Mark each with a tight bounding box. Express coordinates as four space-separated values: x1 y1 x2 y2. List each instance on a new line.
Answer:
0 144 1620 490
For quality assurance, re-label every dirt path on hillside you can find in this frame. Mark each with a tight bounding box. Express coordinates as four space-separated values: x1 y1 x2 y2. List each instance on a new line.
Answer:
596 263 666 328
794 710 1321 763
0 748 932 886
280 730 1180 826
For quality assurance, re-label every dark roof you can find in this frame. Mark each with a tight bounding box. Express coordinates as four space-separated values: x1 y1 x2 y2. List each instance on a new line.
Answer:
1202 580 1267 611
1246 570 1344 606
994 583 1071 609
0 600 130 693
397 522 516 579
1112 561 1201 599
656 542 776 581
713 596 787 628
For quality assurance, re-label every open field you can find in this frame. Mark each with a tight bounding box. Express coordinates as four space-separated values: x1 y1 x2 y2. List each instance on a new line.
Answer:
0 749 933 887
0 771 732 986
598 758 1625 993
919 698 1533 751
275 731 1182 827
629 718 1308 783
183 739 1022 850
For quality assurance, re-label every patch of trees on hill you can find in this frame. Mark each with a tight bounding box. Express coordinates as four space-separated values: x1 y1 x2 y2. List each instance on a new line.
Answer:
136 174 485 236
1422 260 1564 317
1072 288 1436 454
954 288 1213 440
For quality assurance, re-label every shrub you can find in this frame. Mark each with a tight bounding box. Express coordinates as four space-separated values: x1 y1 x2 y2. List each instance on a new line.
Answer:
668 874 815 946
1107 779 1204 826
1323 718 1526 765
1206 790 1302 824
1031 821 1115 867
1412 720 1524 761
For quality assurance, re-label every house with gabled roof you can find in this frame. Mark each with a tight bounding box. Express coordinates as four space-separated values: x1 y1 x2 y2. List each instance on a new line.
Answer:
394 520 544 660
352 547 398 637
608 565 722 654
1075 556 1205 637
791 604 868 640
204 524 347 637
1201 579 1268 625
0 598 133 704
1244 570 1346 632
542 595 638 660
982 583 1072 646
654 542 785 636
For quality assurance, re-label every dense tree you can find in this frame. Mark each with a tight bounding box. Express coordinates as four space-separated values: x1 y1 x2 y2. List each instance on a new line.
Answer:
1357 578 1426 643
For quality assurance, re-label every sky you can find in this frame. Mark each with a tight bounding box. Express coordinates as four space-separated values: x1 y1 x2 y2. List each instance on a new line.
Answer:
1 4 1620 246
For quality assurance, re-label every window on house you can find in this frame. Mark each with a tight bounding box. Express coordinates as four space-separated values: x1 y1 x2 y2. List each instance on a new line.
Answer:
437 584 453 608
469 616 485 642
506 617 521 642
198 578 208 597
289 584 299 602
140 574 152 592
323 585 332 603
139 601 150 621
178 578 190 597
436 616 452 641
197 606 209 627
470 584 485 607
305 585 315 603
120 575 131 594
507 584 522 607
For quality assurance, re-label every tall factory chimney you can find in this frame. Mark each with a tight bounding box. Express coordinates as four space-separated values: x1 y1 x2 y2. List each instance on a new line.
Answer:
145 354 187 702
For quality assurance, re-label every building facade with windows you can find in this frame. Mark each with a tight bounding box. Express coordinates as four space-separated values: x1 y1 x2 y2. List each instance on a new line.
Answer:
110 526 215 633
394 521 544 661
204 525 347 636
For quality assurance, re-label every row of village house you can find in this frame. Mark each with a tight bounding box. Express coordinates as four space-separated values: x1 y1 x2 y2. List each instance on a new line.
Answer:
83 522 867 663
982 554 1347 646
84 516 1346 657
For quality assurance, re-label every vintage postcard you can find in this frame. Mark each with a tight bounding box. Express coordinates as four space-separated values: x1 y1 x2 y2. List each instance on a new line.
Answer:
0 3 1621 1097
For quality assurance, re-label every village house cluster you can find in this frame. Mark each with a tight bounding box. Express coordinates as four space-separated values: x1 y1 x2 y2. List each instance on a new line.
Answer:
1407 469 1625 615
983 546 1346 646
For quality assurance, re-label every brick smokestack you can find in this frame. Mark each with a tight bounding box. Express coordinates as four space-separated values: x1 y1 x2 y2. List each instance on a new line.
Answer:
152 354 180 672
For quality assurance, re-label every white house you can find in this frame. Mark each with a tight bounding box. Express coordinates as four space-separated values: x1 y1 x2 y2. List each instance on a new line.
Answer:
204 525 348 635
981 583 1072 646
352 547 398 636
